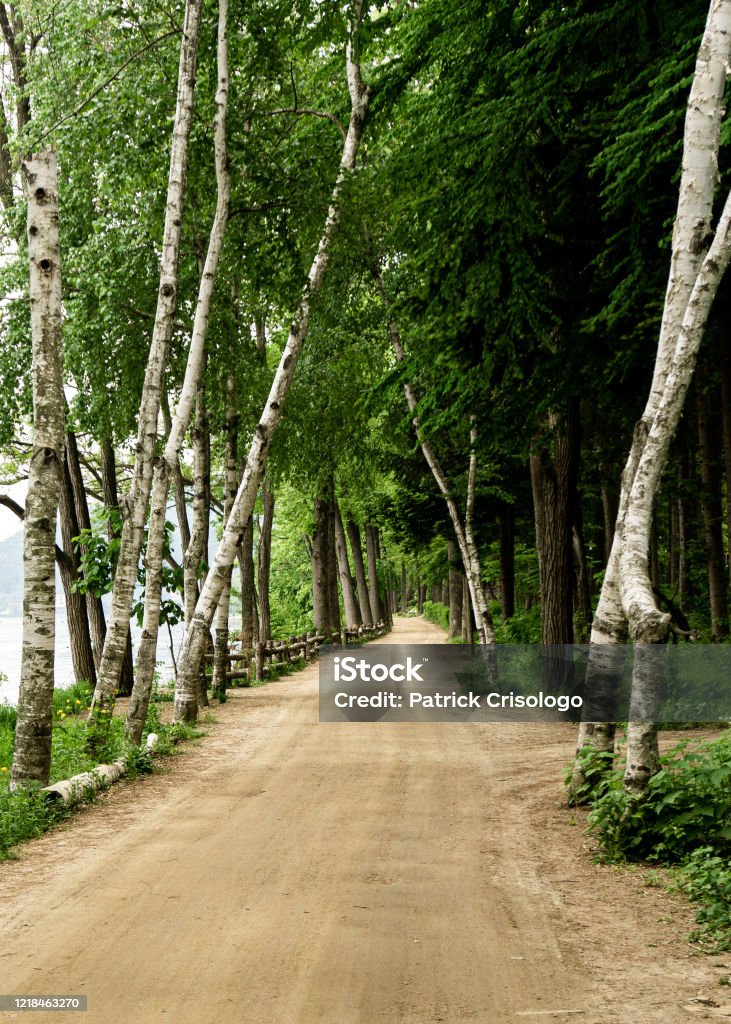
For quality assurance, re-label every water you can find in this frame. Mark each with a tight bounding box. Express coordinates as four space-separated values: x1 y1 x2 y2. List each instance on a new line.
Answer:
0 611 185 707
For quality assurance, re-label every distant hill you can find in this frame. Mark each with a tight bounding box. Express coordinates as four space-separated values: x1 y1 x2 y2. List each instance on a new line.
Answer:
0 530 23 616
0 514 222 618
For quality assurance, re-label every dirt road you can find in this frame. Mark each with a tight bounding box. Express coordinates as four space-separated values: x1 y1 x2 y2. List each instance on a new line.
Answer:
0 617 728 1023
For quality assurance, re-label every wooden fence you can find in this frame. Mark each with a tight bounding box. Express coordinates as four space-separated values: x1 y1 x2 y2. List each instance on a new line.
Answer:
203 621 388 686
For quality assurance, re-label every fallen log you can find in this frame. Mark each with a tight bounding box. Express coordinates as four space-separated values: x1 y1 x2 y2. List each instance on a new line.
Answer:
40 733 159 807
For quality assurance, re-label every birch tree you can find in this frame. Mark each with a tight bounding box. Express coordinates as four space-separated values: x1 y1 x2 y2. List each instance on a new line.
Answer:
212 374 239 702
126 0 230 746
173 0 372 722
11 151 65 789
573 0 731 795
86 0 203 753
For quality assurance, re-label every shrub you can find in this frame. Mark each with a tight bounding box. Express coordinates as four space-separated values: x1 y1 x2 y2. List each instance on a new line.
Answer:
422 600 450 631
676 847 731 951
587 732 731 864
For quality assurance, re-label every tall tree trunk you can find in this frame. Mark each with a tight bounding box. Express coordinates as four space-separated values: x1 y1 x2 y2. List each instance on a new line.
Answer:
720 321 731 567
126 0 230 743
401 561 408 614
448 540 463 638
66 429 107 677
212 372 238 703
240 518 258 650
173 4 371 722
677 443 697 609
346 518 372 626
88 0 202 745
530 408 579 645
696 365 729 639
573 523 593 643
312 491 341 636
574 0 731 795
161 390 191 555
11 151 65 789
185 382 211 626
621 186 731 793
327 501 342 635
365 523 382 624
599 464 618 567
100 438 135 696
461 575 472 642
498 503 515 621
669 492 680 591
59 457 96 686
334 501 361 629
257 478 275 643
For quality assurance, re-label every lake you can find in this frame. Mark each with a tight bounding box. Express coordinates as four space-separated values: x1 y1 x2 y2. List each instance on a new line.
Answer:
0 611 185 706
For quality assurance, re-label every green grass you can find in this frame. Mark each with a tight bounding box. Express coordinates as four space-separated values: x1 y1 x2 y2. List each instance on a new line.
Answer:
0 687 206 861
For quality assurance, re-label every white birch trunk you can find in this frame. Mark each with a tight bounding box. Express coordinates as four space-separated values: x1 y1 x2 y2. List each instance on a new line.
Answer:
11 151 65 789
212 373 239 702
574 0 731 784
173 3 372 721
622 188 731 793
86 0 202 754
126 0 230 745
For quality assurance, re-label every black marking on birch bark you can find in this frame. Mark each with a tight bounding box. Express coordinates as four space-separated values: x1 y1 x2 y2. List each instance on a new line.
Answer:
161 282 175 297
29 224 38 236
35 187 46 201
39 258 51 272
31 447 60 466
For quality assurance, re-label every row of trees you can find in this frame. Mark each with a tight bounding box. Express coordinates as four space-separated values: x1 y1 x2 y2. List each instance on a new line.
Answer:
1 0 730 800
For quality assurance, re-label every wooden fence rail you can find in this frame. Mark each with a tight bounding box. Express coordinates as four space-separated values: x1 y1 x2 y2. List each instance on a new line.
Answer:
203 621 388 687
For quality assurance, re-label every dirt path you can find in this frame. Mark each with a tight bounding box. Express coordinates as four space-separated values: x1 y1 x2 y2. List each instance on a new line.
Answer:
0 617 728 1023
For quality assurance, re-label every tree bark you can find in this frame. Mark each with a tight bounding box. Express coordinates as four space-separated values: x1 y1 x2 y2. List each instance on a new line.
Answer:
161 390 191 555
461 575 472 642
696 364 729 639
100 438 135 697
720 321 731 568
240 518 258 650
11 151 65 789
313 491 341 636
58 455 96 686
599 465 618 568
530 408 579 645
498 503 515 621
66 429 107 677
448 540 463 638
185 381 211 625
88 0 202 748
334 501 361 628
212 372 238 703
346 518 372 626
257 478 274 643
365 523 382 624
